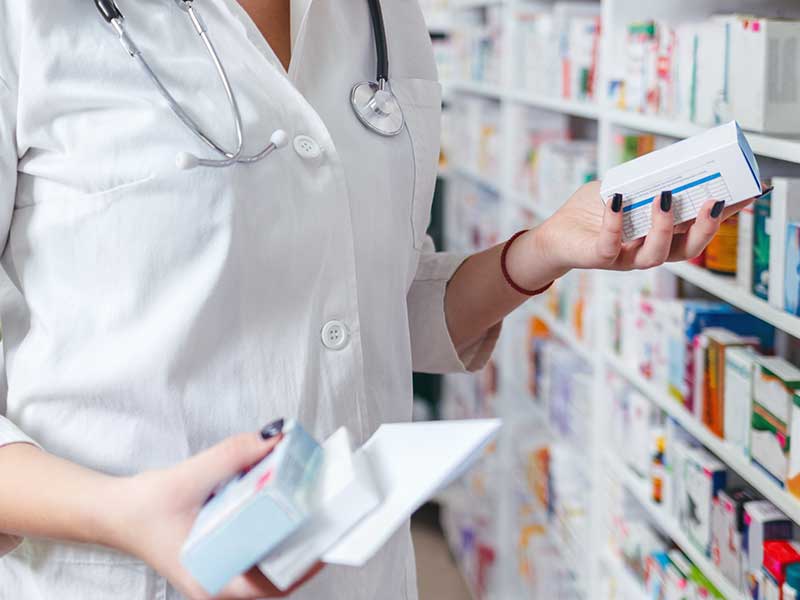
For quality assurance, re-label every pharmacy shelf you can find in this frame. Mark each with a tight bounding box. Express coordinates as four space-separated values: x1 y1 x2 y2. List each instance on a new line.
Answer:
505 89 601 120
607 109 800 164
452 0 506 8
663 262 800 339
607 358 800 526
444 79 505 99
451 165 502 194
529 304 594 364
604 452 745 600
600 551 648 600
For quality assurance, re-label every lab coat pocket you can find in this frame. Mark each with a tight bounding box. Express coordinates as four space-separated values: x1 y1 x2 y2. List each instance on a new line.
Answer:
393 79 442 250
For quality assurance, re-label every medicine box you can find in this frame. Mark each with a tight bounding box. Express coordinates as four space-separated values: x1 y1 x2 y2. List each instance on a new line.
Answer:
666 301 773 412
742 500 793 576
683 447 726 555
788 392 800 500
728 16 800 134
768 179 800 311
723 346 759 457
751 357 800 486
181 421 322 596
711 488 758 591
695 328 758 438
762 541 800 600
600 121 761 242
785 222 800 316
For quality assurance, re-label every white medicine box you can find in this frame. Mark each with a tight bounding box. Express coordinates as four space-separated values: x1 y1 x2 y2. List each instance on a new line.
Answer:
728 16 800 134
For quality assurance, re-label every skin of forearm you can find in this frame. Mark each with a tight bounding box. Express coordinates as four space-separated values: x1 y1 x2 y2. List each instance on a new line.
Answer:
445 227 568 350
0 443 123 549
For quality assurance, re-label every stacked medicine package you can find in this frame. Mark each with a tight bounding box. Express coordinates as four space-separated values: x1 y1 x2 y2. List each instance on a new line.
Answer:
604 265 800 598
511 107 597 218
450 6 504 86
612 15 800 134
515 2 602 104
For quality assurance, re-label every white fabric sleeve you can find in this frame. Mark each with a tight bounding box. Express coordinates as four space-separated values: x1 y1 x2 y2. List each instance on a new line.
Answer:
407 236 502 374
0 2 42 557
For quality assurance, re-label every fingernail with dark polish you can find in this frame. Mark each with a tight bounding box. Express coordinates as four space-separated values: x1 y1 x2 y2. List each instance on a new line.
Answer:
660 191 672 212
612 193 623 213
757 185 774 198
710 201 725 219
261 418 285 440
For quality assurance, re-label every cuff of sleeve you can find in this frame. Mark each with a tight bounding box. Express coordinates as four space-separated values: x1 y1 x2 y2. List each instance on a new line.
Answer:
409 252 502 374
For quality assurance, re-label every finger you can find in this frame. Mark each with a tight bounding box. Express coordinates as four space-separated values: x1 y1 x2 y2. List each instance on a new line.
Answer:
668 198 724 262
719 197 754 222
597 193 624 262
177 426 285 501
633 191 674 269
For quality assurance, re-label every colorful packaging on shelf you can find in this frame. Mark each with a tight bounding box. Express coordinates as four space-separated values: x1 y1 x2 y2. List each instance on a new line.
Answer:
753 193 772 300
737 202 755 292
728 16 800 134
600 121 762 242
768 179 800 311
751 357 800 486
181 421 323 595
683 447 727 555
785 223 800 316
695 327 759 437
723 346 759 457
787 392 800 500
742 500 793 578
666 301 773 412
704 214 739 276
761 541 800 600
711 488 758 591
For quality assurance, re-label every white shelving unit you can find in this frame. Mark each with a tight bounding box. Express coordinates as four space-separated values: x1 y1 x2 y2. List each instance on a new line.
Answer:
434 0 800 598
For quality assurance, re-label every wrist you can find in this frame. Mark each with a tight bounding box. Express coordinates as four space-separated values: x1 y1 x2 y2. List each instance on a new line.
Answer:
92 474 146 555
505 225 570 291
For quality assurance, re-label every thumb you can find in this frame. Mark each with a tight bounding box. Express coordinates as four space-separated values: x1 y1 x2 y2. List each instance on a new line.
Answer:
176 430 284 502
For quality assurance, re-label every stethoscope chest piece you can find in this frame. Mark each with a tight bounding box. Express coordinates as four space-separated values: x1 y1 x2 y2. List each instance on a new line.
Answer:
351 80 404 137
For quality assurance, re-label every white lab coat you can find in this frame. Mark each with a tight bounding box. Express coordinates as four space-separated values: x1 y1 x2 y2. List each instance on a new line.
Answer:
0 1 500 599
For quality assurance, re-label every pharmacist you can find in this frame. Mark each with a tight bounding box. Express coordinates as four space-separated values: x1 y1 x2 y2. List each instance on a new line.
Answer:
0 2 754 600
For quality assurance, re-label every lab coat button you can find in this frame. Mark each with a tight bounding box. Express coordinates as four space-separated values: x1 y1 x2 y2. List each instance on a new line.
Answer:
293 135 322 160
321 321 350 350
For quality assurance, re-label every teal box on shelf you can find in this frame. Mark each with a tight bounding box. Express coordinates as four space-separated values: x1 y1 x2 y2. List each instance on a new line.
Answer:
785 222 800 316
181 421 322 596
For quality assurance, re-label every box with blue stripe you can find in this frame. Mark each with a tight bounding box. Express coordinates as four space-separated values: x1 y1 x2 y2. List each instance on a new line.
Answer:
600 121 762 242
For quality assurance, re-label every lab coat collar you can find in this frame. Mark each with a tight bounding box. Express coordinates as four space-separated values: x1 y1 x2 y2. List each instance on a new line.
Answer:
291 0 312 50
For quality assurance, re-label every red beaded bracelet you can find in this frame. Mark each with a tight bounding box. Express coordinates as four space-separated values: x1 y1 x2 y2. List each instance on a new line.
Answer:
500 230 555 296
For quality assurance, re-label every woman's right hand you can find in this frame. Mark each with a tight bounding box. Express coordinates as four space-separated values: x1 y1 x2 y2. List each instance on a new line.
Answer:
107 429 322 599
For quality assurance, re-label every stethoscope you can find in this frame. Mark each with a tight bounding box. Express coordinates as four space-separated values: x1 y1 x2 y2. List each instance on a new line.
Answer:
93 0 405 170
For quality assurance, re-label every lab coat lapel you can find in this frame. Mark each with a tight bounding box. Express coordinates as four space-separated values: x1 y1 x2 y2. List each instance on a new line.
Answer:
291 0 313 50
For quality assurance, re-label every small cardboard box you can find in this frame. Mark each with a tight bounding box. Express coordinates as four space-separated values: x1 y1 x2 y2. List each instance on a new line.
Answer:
695 328 759 437
728 16 800 134
684 447 727 554
787 391 800 499
751 357 800 486
601 121 761 242
711 488 758 590
723 346 759 457
181 421 322 596
742 500 793 576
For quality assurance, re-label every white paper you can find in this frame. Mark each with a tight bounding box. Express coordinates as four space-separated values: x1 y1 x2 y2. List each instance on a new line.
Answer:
258 428 381 590
322 419 501 567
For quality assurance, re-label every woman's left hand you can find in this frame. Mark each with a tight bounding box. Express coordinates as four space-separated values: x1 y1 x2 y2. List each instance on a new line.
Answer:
529 181 754 274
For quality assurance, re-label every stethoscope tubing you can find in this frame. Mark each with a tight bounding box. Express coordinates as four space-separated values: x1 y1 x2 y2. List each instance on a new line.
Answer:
95 0 402 169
